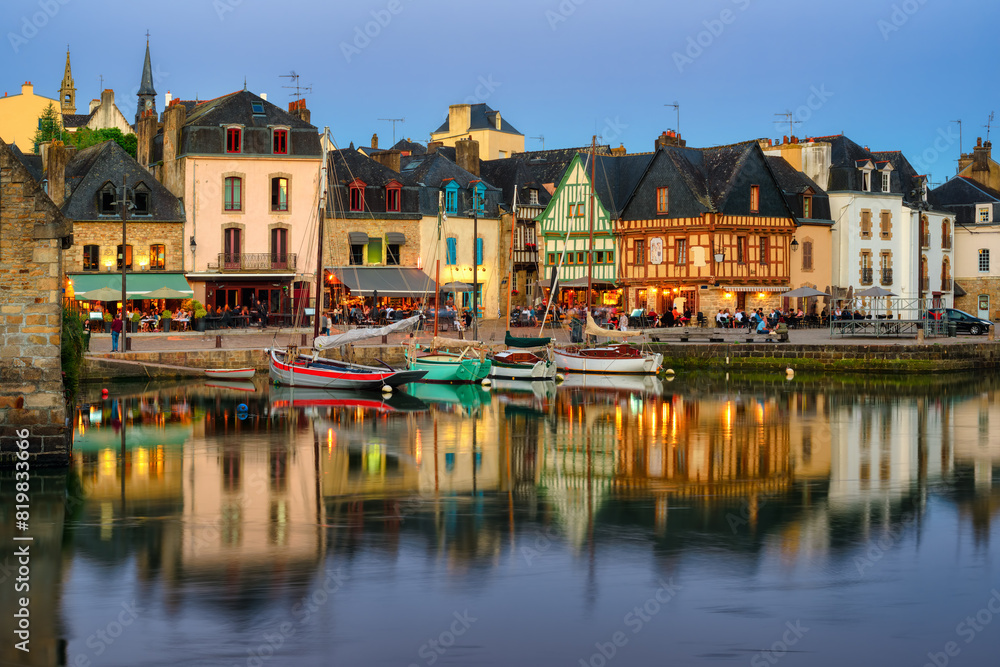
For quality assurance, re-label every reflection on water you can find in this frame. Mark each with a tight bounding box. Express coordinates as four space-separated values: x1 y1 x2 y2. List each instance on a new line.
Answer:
1 373 998 666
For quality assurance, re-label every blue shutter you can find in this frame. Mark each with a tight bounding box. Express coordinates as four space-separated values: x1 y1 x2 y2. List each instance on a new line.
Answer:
446 237 457 265
476 238 483 266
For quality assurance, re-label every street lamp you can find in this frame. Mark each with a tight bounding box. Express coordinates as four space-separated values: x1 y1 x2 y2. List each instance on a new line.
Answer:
464 191 484 341
115 177 136 352
790 238 800 252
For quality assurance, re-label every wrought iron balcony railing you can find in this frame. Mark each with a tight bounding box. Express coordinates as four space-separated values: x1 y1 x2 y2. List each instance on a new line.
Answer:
217 252 297 272
861 267 873 285
880 268 893 285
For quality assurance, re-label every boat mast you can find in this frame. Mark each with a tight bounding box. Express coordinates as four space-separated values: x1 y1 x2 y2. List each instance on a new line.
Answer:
505 185 517 335
586 135 596 315
434 191 443 336
313 127 329 339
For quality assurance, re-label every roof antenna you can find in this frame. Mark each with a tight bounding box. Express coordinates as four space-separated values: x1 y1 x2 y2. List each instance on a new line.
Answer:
984 111 995 144
243 76 247 91
664 102 679 138
774 111 802 138
531 135 545 150
280 71 312 101
378 117 405 146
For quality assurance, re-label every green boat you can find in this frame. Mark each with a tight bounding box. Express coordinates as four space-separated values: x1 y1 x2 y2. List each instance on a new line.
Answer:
405 350 492 384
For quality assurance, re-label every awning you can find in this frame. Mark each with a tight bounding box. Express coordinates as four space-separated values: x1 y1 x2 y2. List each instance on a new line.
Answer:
386 232 406 245
327 266 435 297
721 285 790 293
954 281 967 297
69 272 193 299
348 232 370 244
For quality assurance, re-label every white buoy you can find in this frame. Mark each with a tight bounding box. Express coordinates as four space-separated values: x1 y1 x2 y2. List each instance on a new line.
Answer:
381 384 393 394
481 378 492 388
785 367 794 380
664 368 675 376
555 374 565 383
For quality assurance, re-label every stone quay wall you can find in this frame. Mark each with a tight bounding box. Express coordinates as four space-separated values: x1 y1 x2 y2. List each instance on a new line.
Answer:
1 139 73 467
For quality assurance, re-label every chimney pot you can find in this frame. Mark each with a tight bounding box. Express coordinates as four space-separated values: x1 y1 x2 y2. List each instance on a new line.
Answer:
371 133 379 149
455 137 480 177
371 149 401 173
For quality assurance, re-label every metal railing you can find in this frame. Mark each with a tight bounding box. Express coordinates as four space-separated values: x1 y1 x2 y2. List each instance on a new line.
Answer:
861 267 873 285
218 253 297 272
880 268 893 285
941 278 952 291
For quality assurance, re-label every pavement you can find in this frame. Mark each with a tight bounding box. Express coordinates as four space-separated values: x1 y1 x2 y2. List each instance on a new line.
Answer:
83 319 996 353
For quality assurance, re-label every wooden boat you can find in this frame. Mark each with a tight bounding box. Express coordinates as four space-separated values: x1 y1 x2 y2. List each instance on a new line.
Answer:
270 386 428 412
406 350 492 384
268 348 427 390
204 380 257 392
554 343 663 374
204 367 255 380
488 332 557 381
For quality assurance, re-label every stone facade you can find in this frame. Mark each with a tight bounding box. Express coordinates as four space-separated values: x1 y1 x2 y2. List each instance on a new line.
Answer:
953 276 1000 320
324 216 422 268
64 221 185 273
0 138 73 466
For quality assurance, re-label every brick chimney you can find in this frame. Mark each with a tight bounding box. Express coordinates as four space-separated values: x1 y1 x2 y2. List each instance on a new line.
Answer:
427 141 443 154
136 110 157 169
448 104 472 134
88 98 100 113
654 130 686 150
100 88 114 110
44 141 72 207
371 133 379 150
455 137 480 176
973 136 991 175
288 98 310 124
372 149 401 173
160 102 187 198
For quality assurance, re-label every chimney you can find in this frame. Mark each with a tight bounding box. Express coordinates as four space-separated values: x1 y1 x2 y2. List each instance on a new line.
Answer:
611 144 626 156
654 130 685 150
89 98 100 113
455 137 480 176
288 98 310 124
100 88 114 109
427 141 443 154
973 136 991 173
260 92 267 101
164 90 172 106
371 149 401 173
21 82 32 95
371 133 379 149
136 111 157 169
162 102 185 163
45 141 71 207
448 104 471 134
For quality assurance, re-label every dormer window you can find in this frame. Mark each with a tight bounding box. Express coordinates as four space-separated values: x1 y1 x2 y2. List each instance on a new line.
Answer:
272 128 288 155
133 183 150 215
444 180 459 215
802 194 812 219
881 170 890 193
977 205 992 223
349 179 366 212
750 185 759 212
656 187 669 214
226 126 242 153
528 189 539 206
98 182 117 215
473 182 486 213
386 181 401 212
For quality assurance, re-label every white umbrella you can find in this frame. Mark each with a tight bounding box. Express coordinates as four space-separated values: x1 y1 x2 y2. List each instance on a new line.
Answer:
782 286 832 299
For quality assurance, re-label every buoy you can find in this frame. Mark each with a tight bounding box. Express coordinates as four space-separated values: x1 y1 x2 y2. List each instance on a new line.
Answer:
664 368 675 376
237 403 248 412
381 384 393 394
481 378 492 388
101 388 109 397
785 367 795 380
555 373 565 383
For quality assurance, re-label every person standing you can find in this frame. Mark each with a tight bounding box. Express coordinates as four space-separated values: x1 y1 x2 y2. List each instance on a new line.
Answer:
111 312 123 352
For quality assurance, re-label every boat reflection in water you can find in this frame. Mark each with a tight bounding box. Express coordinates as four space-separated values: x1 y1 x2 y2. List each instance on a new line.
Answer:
8 373 995 666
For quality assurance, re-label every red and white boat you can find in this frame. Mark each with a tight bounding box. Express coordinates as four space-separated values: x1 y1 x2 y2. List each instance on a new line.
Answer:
554 343 662 374
204 367 255 380
268 348 427 390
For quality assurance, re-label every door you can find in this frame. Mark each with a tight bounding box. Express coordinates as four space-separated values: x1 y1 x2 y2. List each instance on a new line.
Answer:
224 228 242 269
978 295 990 320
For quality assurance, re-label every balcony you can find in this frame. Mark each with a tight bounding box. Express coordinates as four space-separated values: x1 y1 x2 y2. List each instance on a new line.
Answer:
880 268 893 285
941 277 952 291
920 234 931 249
942 237 952 250
513 246 539 266
216 253 297 272
861 267 873 285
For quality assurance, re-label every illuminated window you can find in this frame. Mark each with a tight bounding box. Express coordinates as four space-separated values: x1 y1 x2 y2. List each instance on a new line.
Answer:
750 185 759 212
656 187 669 214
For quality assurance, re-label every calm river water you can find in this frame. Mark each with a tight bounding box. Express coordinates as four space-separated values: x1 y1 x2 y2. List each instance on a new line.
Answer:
2 372 999 666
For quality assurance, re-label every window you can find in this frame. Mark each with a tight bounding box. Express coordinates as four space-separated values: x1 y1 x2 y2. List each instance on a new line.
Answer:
98 183 116 215
759 237 768 265
272 128 288 155
474 183 486 213
224 228 241 267
349 180 365 212
635 239 646 265
83 245 100 271
861 169 871 192
386 184 401 212
548 252 556 265
606 250 614 264
576 251 585 265
979 249 990 273
675 238 687 266
802 195 812 219
750 185 759 212
116 244 133 270
577 202 586 217
860 210 871 238
656 187 669 214
251 101 265 115
349 244 364 265
801 241 813 271
367 237 382 264
226 127 242 153
920 216 930 248
942 220 952 249
270 228 288 268
861 251 873 285
567 253 575 265
880 252 892 285
387 244 400 265
977 205 991 223
879 210 891 239
445 183 458 215
271 177 288 212
882 171 890 193
736 236 746 264
133 186 150 215
568 203 577 217
149 244 165 270
446 237 457 265
529 189 539 205
476 238 484 266
224 176 242 211
595 251 604 263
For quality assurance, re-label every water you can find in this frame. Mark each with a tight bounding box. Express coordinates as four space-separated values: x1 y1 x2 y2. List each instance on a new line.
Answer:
2 372 999 666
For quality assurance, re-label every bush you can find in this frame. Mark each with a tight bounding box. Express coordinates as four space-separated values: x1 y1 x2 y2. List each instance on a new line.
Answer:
195 308 208 318
131 312 142 322
61 307 84 401
103 311 112 322
161 309 172 319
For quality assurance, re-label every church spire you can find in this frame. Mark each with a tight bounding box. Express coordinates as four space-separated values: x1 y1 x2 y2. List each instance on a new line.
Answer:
136 33 157 126
59 45 76 114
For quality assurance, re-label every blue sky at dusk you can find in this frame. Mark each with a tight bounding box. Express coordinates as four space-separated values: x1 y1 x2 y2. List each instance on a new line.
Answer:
2 0 996 186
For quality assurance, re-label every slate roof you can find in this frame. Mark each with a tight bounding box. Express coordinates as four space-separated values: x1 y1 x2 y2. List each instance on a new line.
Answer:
871 150 924 201
766 155 833 222
583 152 656 218
183 90 314 130
433 103 522 136
326 147 420 218
929 176 1000 225
480 146 610 212
9 142 43 182
392 139 426 156
399 152 503 216
63 112 95 129
138 41 156 96
60 140 185 222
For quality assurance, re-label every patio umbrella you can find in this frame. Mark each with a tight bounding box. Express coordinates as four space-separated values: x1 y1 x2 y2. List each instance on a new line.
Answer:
140 286 191 299
782 286 832 299
856 286 897 297
76 286 124 301
440 282 473 292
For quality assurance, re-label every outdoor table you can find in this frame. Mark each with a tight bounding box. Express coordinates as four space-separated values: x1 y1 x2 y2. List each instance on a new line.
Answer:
174 317 190 331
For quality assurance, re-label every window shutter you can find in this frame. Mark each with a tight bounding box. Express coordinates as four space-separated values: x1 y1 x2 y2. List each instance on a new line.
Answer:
446 238 457 265
476 238 483 266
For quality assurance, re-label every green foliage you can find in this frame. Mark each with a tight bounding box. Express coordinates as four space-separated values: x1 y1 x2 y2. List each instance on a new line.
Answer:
61 307 84 401
103 311 112 322
161 309 172 319
194 308 208 319
32 103 71 150
68 127 138 159
131 312 142 322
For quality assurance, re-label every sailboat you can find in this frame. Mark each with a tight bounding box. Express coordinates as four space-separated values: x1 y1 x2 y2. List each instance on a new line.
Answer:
548 139 663 375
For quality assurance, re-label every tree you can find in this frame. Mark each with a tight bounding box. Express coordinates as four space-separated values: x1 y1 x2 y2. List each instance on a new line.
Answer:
31 103 71 151
68 127 138 159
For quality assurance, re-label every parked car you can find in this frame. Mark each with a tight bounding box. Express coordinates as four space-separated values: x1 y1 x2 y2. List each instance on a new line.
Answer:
928 308 993 335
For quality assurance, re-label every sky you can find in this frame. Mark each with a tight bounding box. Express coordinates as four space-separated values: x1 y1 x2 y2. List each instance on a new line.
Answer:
3 0 997 187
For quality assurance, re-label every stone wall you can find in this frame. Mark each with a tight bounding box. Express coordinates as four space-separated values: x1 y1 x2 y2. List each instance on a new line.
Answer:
1 138 73 466
64 220 185 273
324 216 422 268
954 276 1000 320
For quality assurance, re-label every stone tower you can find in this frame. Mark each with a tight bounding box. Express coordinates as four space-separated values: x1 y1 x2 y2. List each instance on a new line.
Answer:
136 37 157 126
59 46 76 114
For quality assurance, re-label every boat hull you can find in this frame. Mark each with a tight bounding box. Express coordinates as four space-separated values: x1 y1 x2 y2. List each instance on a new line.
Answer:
407 353 492 383
268 349 426 389
488 358 557 380
554 347 663 374
204 368 255 380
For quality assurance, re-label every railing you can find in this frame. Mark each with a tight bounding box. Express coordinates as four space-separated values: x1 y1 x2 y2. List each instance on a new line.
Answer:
880 268 893 285
921 234 931 249
218 252 297 272
941 278 952 291
861 267 873 285
513 247 538 265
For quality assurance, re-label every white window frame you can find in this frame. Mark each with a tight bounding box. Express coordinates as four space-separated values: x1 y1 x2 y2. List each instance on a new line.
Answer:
977 205 991 223
861 168 872 192
881 170 890 193
979 248 990 273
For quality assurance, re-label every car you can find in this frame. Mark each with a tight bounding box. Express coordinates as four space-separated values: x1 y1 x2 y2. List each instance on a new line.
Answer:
927 308 994 335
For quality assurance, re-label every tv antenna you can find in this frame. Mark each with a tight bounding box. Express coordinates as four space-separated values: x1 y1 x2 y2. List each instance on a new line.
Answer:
531 135 545 150
985 111 995 143
664 102 679 138
774 111 802 137
378 117 405 146
279 71 312 101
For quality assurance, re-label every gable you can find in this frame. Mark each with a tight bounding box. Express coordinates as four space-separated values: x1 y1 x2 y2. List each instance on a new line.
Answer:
537 155 612 236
